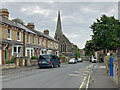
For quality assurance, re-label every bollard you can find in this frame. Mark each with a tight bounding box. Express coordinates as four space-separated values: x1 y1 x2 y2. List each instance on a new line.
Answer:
110 57 114 78
26 57 31 66
15 58 19 68
22 58 25 67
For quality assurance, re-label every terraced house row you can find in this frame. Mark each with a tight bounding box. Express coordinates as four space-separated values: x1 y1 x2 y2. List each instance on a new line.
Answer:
0 8 59 65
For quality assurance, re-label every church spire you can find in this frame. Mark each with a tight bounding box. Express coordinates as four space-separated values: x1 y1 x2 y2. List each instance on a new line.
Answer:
55 10 63 35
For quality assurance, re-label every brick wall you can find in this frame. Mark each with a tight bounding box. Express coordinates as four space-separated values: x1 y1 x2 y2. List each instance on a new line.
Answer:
113 60 119 85
1 25 7 39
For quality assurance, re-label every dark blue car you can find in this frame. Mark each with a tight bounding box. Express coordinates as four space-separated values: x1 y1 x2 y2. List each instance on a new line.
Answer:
38 55 61 68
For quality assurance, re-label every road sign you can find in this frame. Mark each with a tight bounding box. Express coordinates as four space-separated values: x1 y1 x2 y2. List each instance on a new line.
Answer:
72 53 74 56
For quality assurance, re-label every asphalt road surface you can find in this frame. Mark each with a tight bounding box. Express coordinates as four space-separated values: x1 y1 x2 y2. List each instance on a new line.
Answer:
2 62 97 89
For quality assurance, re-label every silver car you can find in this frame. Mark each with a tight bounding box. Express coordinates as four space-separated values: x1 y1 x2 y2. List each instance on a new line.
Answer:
77 58 83 62
68 58 77 64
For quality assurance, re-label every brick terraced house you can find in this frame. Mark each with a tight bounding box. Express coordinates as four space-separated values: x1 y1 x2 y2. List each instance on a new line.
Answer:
0 8 59 64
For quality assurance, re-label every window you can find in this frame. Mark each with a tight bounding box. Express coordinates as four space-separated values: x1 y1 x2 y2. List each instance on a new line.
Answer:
42 50 44 54
56 43 58 49
27 50 30 57
54 43 55 48
14 47 17 52
33 36 35 44
64 44 66 52
51 42 53 48
42 39 44 46
18 47 21 53
61 44 63 51
27 35 30 43
7 29 11 39
38 38 40 45
31 50 33 56
17 32 21 41
51 56 56 59
48 41 49 48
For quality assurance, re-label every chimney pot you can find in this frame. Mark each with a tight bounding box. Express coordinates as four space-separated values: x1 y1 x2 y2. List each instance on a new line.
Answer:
0 8 9 19
27 23 35 30
44 29 49 35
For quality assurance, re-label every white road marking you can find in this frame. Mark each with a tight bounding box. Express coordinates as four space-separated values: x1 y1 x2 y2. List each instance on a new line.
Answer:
79 81 85 90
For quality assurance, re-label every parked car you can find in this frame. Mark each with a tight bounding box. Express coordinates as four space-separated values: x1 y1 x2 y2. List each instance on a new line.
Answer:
92 57 98 63
77 58 83 62
90 56 92 62
38 55 61 68
68 58 77 64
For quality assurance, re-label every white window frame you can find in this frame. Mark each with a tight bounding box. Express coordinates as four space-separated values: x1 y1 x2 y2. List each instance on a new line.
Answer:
27 35 30 44
17 32 21 41
12 45 22 57
7 29 11 40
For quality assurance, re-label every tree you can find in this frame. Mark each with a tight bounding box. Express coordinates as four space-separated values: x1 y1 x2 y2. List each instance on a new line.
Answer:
73 44 80 59
90 14 120 51
84 40 95 56
12 18 24 25
74 50 80 59
73 45 79 51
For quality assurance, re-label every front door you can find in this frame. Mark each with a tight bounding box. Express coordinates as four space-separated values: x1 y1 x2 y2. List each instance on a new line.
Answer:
18 47 21 57
27 50 30 57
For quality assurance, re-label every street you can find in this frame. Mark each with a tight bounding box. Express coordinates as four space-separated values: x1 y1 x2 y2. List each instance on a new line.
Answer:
2 62 96 88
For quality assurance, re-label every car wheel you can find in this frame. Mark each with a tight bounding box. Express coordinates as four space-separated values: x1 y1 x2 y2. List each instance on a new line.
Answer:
51 64 54 68
58 64 60 67
39 67 42 69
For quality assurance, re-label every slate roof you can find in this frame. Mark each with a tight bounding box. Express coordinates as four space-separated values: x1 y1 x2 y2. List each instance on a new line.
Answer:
0 16 21 29
16 23 36 35
0 16 58 42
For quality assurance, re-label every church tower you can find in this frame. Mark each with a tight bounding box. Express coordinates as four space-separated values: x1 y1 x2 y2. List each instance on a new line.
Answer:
55 11 63 38
54 10 73 57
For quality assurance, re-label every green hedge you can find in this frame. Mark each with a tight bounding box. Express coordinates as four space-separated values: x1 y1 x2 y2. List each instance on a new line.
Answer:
31 56 38 60
5 59 14 64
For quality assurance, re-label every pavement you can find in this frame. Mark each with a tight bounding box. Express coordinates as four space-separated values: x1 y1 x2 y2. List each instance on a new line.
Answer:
2 62 96 89
88 63 118 90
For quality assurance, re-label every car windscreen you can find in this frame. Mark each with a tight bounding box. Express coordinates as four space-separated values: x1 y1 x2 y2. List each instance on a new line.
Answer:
70 59 75 61
39 55 50 60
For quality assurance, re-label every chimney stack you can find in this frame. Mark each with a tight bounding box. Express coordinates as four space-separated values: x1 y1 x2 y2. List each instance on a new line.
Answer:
44 29 49 35
0 8 9 19
27 23 35 30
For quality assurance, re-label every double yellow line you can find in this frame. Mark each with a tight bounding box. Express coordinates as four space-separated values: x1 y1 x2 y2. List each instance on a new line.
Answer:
79 63 93 90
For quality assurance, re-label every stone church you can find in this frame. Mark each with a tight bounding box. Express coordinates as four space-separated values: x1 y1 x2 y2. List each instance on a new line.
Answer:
54 11 73 57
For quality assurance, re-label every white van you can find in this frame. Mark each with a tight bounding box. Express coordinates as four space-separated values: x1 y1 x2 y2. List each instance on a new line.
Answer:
92 57 98 63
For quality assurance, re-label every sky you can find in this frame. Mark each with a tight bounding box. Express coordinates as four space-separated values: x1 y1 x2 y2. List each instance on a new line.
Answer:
1 1 118 49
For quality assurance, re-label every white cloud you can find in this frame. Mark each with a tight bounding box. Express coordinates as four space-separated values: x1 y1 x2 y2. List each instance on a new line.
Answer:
21 5 50 16
82 7 99 13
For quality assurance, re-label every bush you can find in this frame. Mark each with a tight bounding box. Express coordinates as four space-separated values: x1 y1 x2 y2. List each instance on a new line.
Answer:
5 59 14 64
31 56 38 60
59 55 66 58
